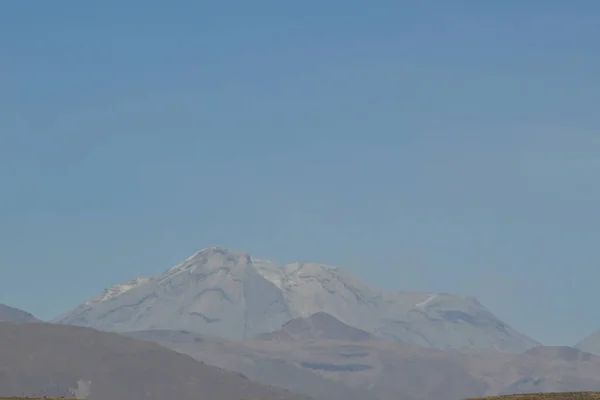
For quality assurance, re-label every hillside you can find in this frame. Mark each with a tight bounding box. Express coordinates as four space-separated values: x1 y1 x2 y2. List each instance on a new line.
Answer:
0 321 305 400
55 246 538 352
123 329 600 400
0 304 40 323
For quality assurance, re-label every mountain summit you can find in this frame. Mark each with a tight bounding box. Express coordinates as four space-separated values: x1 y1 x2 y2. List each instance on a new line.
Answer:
55 246 538 352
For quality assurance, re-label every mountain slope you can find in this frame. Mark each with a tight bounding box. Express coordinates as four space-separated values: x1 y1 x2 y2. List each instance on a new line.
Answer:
55 246 539 352
125 329 484 400
469 346 600 395
125 329 600 400
125 329 378 400
0 304 40 322
0 321 305 400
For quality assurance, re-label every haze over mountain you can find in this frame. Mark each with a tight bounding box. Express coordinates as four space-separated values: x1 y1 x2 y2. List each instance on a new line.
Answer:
56 246 539 352
0 321 306 400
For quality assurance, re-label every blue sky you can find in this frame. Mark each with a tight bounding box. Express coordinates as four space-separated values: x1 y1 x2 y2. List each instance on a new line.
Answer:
1 1 599 345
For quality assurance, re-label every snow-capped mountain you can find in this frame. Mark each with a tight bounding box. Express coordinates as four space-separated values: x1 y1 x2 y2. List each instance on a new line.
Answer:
54 246 539 352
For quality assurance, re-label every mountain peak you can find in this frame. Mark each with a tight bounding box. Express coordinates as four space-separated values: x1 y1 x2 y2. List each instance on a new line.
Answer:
192 246 250 260
166 246 252 276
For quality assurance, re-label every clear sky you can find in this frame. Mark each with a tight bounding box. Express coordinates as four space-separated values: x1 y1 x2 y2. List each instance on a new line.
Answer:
1 1 599 346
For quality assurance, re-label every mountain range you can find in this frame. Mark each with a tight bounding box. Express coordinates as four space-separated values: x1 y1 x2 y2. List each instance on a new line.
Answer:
6 246 600 400
55 246 539 353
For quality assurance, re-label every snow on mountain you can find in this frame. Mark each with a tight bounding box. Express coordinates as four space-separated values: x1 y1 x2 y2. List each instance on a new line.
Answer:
54 246 539 352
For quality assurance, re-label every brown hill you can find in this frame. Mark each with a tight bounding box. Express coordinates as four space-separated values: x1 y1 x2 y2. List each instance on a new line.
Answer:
0 322 306 400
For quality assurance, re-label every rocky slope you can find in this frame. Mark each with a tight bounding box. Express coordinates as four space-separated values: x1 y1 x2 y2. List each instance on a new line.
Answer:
0 321 306 400
55 246 539 352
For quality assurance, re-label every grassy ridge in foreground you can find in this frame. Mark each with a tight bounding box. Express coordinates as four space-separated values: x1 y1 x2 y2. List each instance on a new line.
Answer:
468 393 600 400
